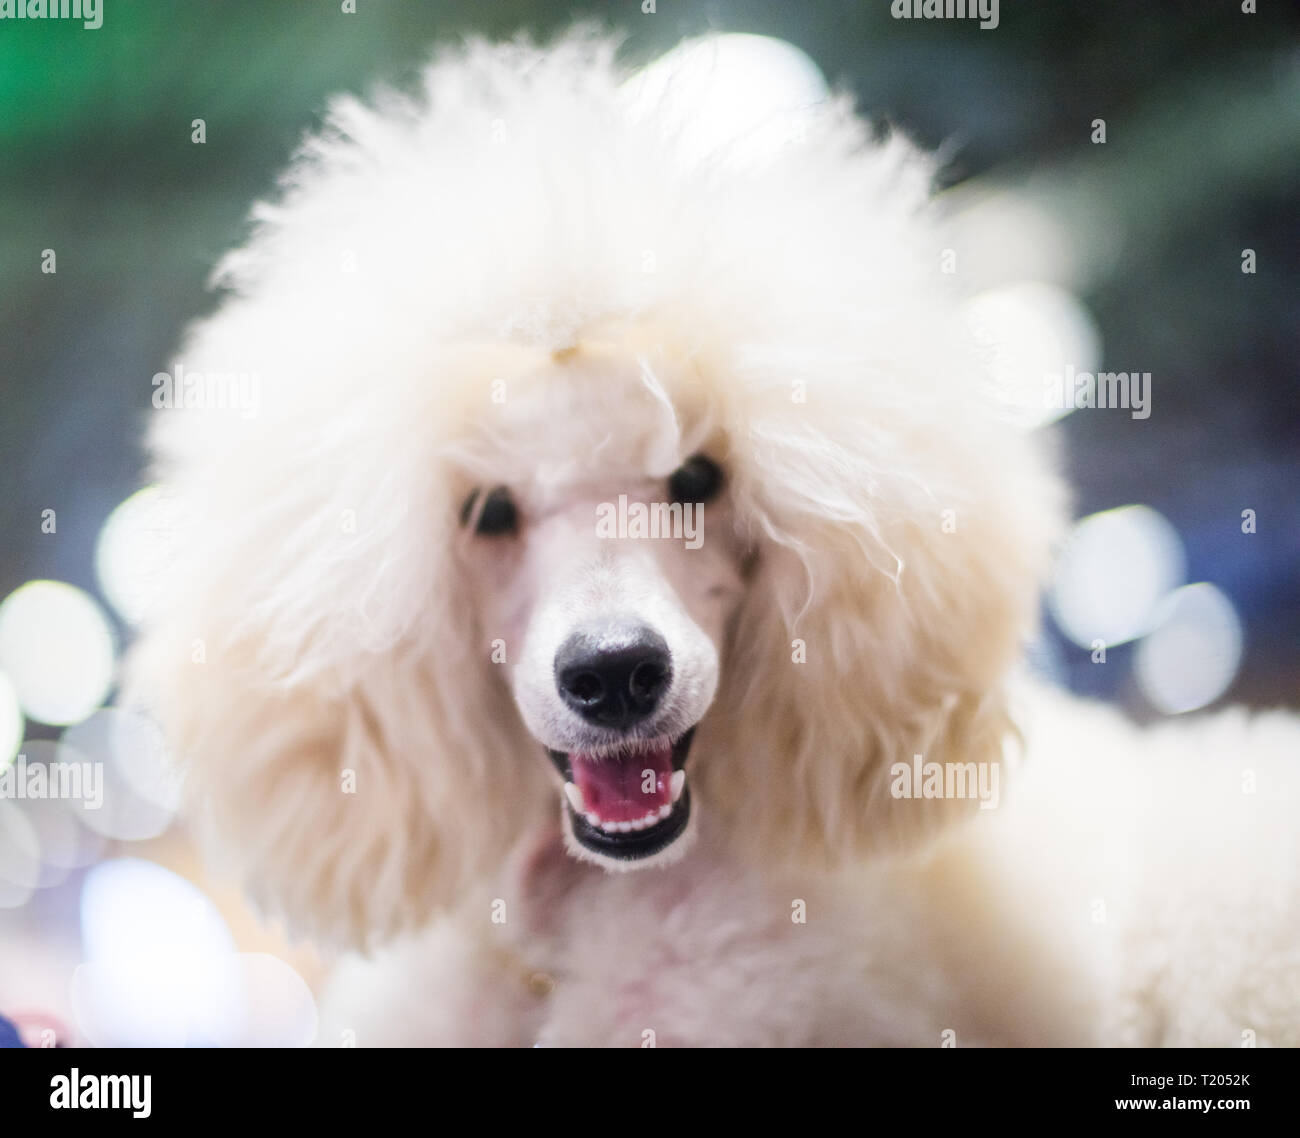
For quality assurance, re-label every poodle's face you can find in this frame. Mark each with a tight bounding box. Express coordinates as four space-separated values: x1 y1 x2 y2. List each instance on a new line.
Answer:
456 344 750 868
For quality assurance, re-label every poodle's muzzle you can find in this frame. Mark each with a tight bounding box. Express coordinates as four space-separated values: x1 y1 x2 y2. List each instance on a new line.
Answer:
508 524 723 870
540 617 704 868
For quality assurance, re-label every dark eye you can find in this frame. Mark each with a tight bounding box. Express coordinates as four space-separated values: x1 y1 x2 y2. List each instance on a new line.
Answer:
460 486 518 536
668 454 724 504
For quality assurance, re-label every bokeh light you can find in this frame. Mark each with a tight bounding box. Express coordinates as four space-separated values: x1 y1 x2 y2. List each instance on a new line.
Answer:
945 190 1086 294
62 709 179 842
0 670 22 767
964 280 1102 429
1136 582 1244 714
0 580 116 726
74 857 242 1047
623 33 828 166
73 858 318 1047
1050 505 1186 650
0 799 41 910
13 740 108 890
94 484 177 626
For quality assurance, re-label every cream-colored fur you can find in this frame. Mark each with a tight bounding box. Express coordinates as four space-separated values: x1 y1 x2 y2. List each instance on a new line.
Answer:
126 31 1300 1046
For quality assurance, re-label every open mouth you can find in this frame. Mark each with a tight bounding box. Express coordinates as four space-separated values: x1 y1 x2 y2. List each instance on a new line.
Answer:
548 729 695 860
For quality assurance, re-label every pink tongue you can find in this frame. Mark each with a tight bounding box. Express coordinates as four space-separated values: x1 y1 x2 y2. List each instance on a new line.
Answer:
570 742 674 824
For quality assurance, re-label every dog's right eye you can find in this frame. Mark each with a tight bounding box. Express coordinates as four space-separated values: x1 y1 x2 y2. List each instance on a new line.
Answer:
460 487 518 536
668 454 724 505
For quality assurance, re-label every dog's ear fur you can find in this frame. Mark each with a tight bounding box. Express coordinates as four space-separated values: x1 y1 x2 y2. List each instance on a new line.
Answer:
126 340 550 951
697 368 1065 869
128 624 545 950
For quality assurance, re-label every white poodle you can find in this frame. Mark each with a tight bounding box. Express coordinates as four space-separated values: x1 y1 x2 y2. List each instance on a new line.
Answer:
127 32 1300 1047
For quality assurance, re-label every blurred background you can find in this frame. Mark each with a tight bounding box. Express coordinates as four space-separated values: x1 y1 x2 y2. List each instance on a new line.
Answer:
0 0 1296 1046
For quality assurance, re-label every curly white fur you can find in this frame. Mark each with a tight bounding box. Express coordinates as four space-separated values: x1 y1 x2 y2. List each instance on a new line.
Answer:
126 31 1300 1047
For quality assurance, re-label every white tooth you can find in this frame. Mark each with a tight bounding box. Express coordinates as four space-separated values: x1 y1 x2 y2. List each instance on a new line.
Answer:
586 812 601 827
643 813 658 827
670 770 686 802
564 783 585 814
658 803 672 819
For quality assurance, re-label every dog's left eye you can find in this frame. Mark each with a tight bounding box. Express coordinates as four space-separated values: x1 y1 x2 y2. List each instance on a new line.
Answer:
460 487 518 536
668 454 724 504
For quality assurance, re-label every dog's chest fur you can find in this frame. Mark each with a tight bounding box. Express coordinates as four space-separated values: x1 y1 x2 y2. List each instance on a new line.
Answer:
459 825 981 1047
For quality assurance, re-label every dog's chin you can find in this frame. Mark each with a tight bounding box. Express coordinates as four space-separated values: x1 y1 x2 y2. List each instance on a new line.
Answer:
545 729 698 870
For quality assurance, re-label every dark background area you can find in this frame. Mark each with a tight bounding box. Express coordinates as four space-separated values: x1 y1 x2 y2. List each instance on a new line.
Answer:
2 0 1297 714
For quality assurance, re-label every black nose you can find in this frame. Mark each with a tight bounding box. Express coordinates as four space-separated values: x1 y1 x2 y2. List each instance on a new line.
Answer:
555 625 673 728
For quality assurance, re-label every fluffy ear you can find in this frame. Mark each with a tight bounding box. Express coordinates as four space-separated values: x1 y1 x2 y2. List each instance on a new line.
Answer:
127 626 546 951
697 372 1065 869
125 338 550 950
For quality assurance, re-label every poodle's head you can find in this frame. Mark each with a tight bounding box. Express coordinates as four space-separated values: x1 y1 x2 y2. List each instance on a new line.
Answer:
128 33 1062 947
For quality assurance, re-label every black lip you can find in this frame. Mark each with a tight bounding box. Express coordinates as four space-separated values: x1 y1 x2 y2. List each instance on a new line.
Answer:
569 785 691 860
546 728 696 860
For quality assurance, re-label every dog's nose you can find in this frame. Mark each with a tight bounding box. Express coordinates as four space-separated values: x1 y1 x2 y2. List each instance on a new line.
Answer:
555 625 672 728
